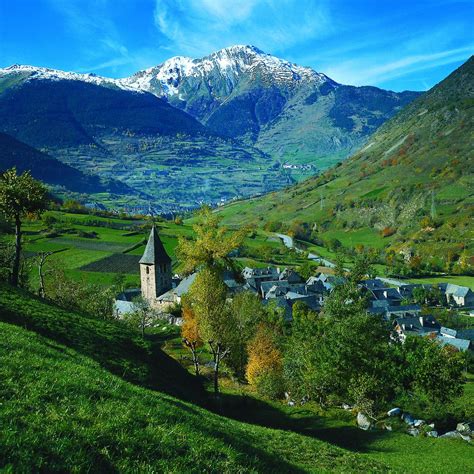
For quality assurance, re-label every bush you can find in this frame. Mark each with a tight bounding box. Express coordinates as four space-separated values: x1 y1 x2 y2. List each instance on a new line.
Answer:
254 370 284 400
381 226 396 237
42 212 57 227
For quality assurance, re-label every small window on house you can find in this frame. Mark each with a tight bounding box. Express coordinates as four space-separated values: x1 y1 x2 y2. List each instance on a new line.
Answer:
146 266 150 274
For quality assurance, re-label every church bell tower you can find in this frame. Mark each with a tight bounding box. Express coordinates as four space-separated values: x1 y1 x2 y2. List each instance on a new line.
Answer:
139 227 172 302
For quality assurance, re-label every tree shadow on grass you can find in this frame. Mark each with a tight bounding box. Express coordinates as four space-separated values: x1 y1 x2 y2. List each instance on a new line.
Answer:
212 392 393 454
0 284 205 405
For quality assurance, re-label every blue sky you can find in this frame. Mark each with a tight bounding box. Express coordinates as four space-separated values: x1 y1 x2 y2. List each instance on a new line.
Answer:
0 0 472 91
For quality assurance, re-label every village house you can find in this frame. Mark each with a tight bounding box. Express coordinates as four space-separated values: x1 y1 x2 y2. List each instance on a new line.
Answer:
393 315 472 352
114 231 474 343
393 315 441 342
442 284 474 307
360 280 474 310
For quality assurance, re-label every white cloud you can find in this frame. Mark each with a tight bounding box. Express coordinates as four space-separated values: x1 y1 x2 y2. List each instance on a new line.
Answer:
153 0 332 58
197 0 259 24
325 45 473 87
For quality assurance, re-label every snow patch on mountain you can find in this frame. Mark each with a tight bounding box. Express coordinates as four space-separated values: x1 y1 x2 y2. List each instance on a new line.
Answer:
1 46 336 99
0 64 139 92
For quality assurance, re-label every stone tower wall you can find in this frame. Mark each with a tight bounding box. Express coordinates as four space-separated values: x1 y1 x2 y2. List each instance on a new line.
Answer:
140 262 173 303
140 264 156 301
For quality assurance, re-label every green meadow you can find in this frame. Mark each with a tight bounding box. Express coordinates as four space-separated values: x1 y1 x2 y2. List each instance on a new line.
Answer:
4 211 299 291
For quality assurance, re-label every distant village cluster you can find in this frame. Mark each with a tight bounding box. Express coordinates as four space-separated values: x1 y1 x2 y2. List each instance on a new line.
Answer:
116 228 474 353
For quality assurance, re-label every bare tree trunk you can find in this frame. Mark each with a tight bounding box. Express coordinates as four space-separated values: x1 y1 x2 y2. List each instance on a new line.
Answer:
183 339 200 376
214 344 220 395
209 341 229 395
191 343 200 376
38 252 52 298
11 214 21 287
38 255 46 298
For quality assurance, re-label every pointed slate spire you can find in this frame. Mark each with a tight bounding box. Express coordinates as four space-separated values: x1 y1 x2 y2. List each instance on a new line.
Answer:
139 226 171 265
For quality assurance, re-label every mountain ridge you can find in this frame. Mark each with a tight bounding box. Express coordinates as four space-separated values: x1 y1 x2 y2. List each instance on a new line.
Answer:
0 46 424 210
1 45 421 169
217 56 474 265
119 45 421 163
0 132 138 198
0 72 288 211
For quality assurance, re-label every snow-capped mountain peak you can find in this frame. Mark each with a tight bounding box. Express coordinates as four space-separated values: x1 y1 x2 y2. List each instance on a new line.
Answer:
121 45 333 98
1 46 334 100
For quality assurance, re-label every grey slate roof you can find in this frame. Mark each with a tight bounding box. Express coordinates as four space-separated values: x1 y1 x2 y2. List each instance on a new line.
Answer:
371 288 403 301
139 227 171 265
437 335 471 352
386 304 422 313
445 284 471 297
114 300 138 316
440 326 457 338
458 329 474 341
361 279 385 290
393 315 440 333
174 273 197 297
157 273 198 302
116 288 141 302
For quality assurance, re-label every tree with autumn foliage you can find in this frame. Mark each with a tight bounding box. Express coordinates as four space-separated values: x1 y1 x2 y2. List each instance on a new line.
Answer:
181 298 202 376
187 267 236 394
176 206 247 274
246 323 284 399
227 291 267 378
177 206 247 394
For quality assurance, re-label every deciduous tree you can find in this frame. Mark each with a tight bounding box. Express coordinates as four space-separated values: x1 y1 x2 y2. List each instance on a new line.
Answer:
0 168 48 286
400 337 465 405
187 267 234 394
227 291 267 378
246 323 284 399
176 206 246 274
181 299 202 376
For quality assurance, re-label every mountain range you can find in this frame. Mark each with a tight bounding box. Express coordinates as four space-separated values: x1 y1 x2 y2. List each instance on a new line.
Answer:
218 56 474 264
0 45 422 210
123 45 420 165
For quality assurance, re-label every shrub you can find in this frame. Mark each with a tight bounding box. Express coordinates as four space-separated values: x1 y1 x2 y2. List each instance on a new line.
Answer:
381 226 396 237
246 324 284 399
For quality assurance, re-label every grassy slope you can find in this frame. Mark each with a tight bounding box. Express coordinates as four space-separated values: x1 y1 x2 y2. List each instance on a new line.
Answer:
217 57 474 260
163 333 474 474
0 285 386 473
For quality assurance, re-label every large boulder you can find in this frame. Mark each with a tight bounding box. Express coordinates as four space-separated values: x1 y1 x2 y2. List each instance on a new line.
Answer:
427 431 438 438
357 412 373 431
401 413 415 425
440 431 461 439
387 407 401 417
456 422 473 435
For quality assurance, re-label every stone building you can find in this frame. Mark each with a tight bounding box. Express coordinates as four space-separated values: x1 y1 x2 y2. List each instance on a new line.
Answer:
139 226 172 307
